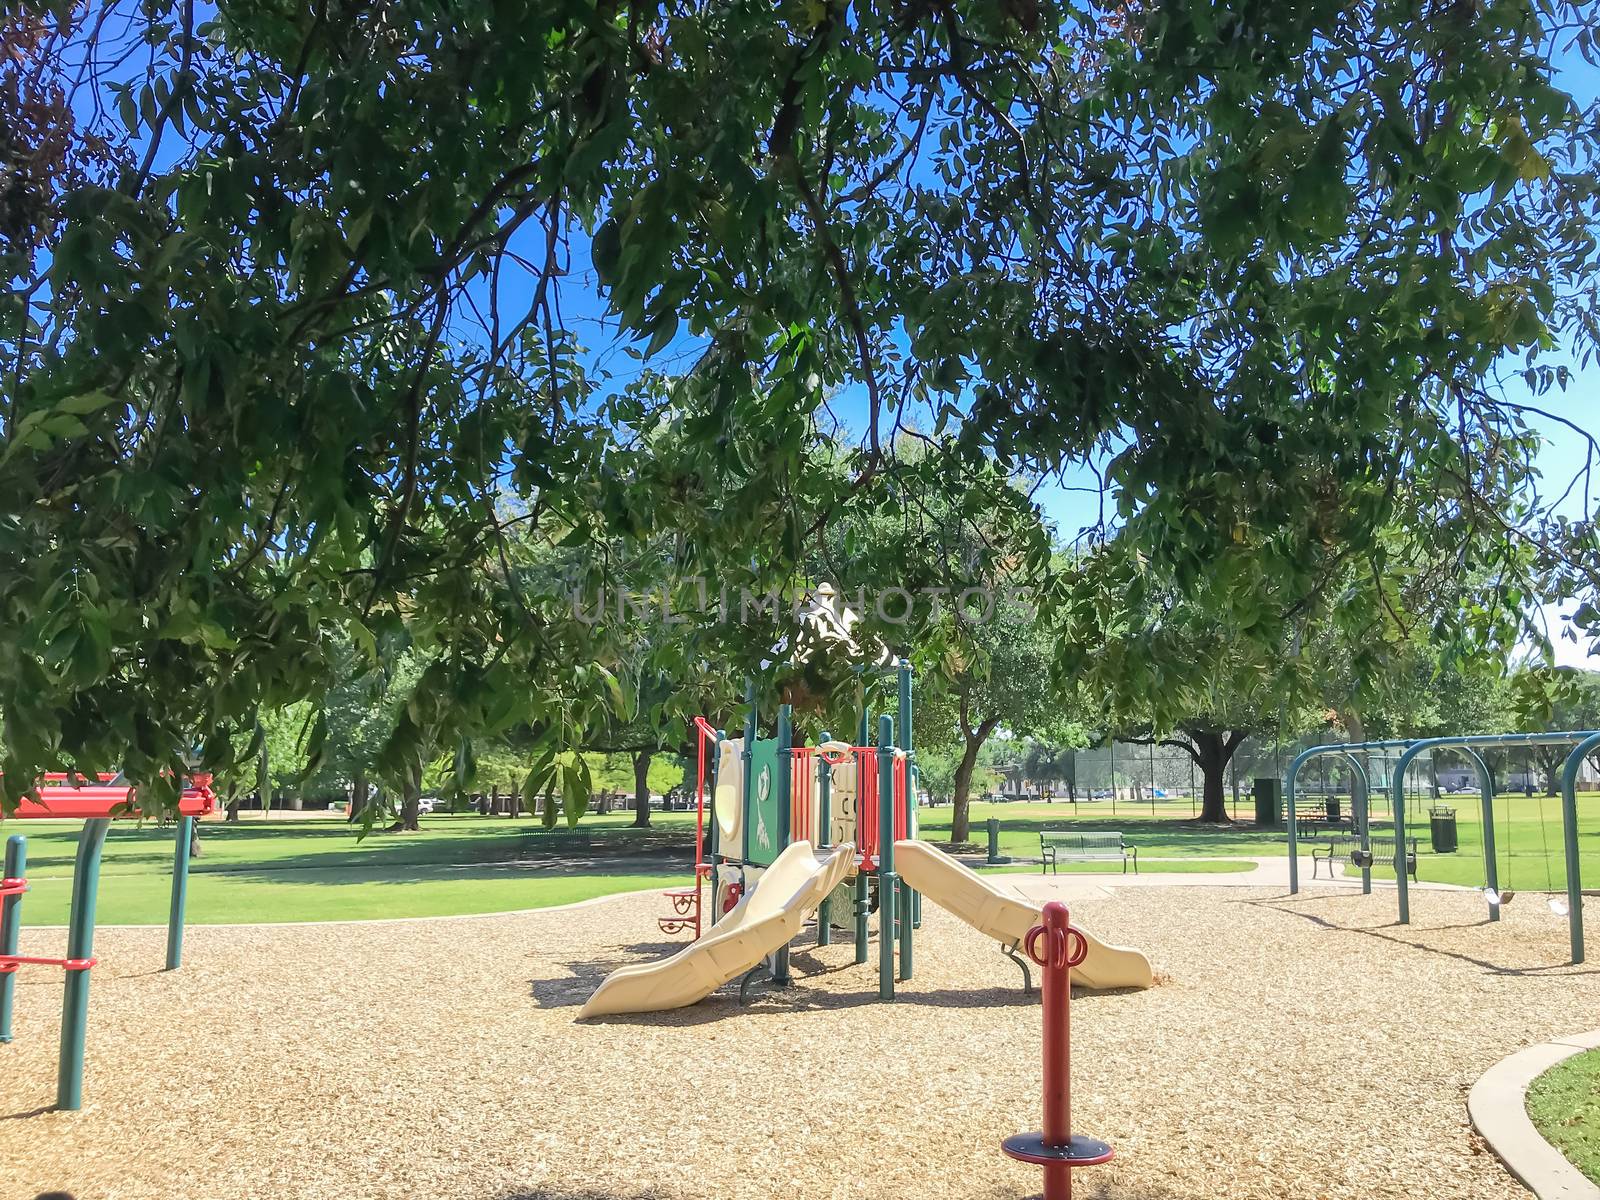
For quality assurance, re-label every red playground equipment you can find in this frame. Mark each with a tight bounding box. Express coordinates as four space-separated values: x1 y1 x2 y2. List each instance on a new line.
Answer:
658 718 720 937
1 773 216 1110
1002 901 1113 1199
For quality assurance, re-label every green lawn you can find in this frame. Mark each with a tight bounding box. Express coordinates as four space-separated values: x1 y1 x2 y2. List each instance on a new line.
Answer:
4 787 1591 925
2 813 684 925
1527 1048 1600 1186
1333 791 1600 890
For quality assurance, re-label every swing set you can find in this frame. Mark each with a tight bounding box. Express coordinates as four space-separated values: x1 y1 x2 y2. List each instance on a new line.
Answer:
1285 730 1598 964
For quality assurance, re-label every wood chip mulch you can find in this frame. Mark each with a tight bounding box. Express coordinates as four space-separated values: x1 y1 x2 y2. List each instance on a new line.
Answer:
3 884 1594 1199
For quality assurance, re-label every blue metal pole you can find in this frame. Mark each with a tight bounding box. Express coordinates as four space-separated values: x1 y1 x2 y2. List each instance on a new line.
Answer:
166 816 194 970
1560 733 1597 964
877 715 897 1000
899 660 920 931
1341 753 1372 894
854 872 870 965
58 818 110 1110
817 730 832 947
774 705 793 985
1285 753 1303 894
1 834 24 1043
741 680 757 869
1462 749 1499 923
1390 745 1419 924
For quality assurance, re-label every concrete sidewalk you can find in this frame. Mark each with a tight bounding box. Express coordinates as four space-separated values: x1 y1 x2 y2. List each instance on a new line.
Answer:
998 854 1474 901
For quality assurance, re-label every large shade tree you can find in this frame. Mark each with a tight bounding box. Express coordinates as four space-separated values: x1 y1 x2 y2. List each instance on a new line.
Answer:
3 0 1598 808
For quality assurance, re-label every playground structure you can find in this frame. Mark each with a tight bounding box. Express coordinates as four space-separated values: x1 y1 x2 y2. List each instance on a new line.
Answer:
587 643 1153 1016
632 655 923 1007
1285 731 1598 962
1 773 215 1109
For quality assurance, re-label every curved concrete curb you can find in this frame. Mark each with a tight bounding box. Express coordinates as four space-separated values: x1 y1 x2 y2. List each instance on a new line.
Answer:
1468 1030 1600 1200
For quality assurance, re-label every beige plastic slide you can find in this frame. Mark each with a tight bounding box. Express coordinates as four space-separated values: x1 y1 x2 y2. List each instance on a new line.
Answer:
579 840 857 1019
893 840 1153 991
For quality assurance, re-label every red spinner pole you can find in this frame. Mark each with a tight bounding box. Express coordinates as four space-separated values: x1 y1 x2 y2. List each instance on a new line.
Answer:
1001 901 1112 1200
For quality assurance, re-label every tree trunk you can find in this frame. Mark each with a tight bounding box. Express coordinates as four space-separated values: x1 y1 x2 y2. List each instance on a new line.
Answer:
349 767 367 823
631 750 654 827
950 737 981 844
1540 753 1561 796
189 820 202 857
950 719 1000 843
401 762 422 832
1189 730 1238 824
225 783 241 823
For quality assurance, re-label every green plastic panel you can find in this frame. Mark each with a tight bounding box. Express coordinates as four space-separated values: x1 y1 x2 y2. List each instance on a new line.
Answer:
746 736 784 866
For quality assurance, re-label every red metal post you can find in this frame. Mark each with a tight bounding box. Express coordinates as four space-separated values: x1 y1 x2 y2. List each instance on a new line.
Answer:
1001 901 1112 1200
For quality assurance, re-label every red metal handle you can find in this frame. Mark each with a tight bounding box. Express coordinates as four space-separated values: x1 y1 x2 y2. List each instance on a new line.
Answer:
0 954 97 974
1024 920 1088 970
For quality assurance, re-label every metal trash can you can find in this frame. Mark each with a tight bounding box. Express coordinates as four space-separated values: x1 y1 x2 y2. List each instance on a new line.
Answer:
1326 797 1341 824
1429 805 1458 853
1254 778 1282 827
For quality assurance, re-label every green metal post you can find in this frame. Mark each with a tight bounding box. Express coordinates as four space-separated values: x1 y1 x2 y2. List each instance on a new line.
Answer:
1344 753 1371 895
877 715 897 1000
897 861 913 983
1391 751 1412 924
166 816 194 970
1 835 24 1043
774 704 793 985
1560 733 1596 964
898 661 913 760
898 660 921 930
1285 754 1301 894
58 817 110 1110
1464 748 1499 923
817 730 832 947
854 872 870 964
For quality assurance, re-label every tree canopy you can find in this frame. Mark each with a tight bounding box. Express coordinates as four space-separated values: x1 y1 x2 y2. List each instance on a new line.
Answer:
3 0 1598 808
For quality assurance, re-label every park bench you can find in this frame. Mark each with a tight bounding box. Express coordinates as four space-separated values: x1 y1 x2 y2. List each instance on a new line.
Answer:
1311 835 1419 881
1293 799 1352 834
1039 830 1138 875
